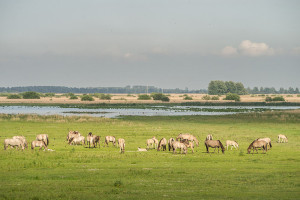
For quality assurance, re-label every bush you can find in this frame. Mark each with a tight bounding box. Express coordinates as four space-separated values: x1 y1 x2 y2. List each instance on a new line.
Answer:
202 95 211 100
184 96 193 100
272 96 285 101
44 93 55 97
99 94 112 100
22 91 40 99
265 97 272 102
297 94 300 97
151 93 170 102
224 93 240 102
81 95 94 101
7 94 22 99
286 95 293 97
69 95 78 100
211 96 219 100
138 94 151 100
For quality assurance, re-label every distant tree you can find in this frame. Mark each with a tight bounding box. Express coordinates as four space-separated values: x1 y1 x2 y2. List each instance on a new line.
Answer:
288 87 295 94
295 88 299 94
225 81 237 93
7 94 22 99
138 94 151 100
235 82 247 95
224 93 240 102
208 80 227 95
253 87 259 94
81 95 94 101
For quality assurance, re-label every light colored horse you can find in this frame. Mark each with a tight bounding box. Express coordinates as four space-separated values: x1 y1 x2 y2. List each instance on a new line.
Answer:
146 139 154 150
138 147 148 152
168 138 175 151
206 134 213 141
69 136 85 145
278 134 288 143
12 136 28 149
105 136 116 147
31 140 47 150
205 140 225 154
172 141 187 154
152 137 159 149
181 139 194 153
176 133 199 147
258 138 272 149
67 131 81 142
157 138 167 151
247 139 268 154
4 138 24 150
118 138 125 153
225 140 239 150
36 134 49 146
87 132 94 148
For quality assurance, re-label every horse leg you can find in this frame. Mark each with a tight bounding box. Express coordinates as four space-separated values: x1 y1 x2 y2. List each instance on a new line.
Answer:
231 146 233 150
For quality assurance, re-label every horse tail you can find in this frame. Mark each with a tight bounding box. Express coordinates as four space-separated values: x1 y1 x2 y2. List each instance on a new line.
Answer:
218 140 225 153
205 141 209 152
269 141 272 148
4 141 6 150
46 137 49 146
157 139 162 151
31 141 34 149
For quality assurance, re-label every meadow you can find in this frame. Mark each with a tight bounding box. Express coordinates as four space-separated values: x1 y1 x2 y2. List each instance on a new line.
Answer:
0 111 299 200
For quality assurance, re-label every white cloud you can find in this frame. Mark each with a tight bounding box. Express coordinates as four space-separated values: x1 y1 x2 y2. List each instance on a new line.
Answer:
123 53 148 61
221 46 238 56
238 40 274 56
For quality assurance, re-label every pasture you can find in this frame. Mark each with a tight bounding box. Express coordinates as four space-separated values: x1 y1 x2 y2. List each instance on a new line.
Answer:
0 111 299 200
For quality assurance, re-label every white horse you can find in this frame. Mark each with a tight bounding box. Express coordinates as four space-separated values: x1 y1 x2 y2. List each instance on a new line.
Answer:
36 134 49 146
69 136 85 145
206 134 213 141
258 138 272 149
176 133 199 147
225 140 239 150
152 137 159 149
278 134 288 143
172 141 187 154
138 147 148 152
168 138 175 151
67 131 81 142
105 136 116 147
118 138 125 153
157 138 167 151
146 138 154 149
87 132 94 148
4 138 24 150
12 136 28 149
31 140 47 150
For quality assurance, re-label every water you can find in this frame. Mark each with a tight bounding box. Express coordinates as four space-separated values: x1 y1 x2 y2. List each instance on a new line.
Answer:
0 105 299 118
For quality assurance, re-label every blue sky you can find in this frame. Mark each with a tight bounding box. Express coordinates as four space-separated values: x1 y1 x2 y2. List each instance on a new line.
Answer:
0 0 299 89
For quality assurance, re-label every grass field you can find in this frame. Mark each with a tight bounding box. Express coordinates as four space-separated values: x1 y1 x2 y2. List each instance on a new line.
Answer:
0 111 299 200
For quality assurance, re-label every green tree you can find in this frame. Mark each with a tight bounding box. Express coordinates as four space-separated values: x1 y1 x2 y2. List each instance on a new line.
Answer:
208 80 227 95
22 91 40 99
225 81 237 93
224 93 240 102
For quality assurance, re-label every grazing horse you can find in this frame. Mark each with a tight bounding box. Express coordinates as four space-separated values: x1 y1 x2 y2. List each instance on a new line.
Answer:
36 134 49 146
172 141 187 154
168 138 175 151
138 147 148 152
152 137 159 149
105 136 116 147
247 139 268 154
67 131 81 142
206 134 213 141
157 138 167 151
205 140 225 154
146 138 154 150
278 134 288 143
4 138 24 150
12 136 28 149
118 138 125 153
258 138 272 149
225 140 239 150
68 136 85 145
181 139 194 153
93 136 101 148
31 140 47 150
176 133 199 147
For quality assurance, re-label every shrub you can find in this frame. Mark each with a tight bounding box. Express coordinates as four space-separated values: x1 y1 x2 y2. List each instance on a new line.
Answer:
211 96 219 100
22 91 40 99
7 94 22 99
161 96 170 102
272 96 285 101
138 94 151 100
224 93 240 102
81 95 94 101
202 95 211 100
265 97 272 102
184 96 193 100
286 95 293 97
151 93 170 102
69 95 78 100
297 94 300 97
44 93 55 97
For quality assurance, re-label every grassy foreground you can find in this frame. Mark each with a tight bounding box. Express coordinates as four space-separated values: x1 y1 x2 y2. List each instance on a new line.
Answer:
0 111 299 200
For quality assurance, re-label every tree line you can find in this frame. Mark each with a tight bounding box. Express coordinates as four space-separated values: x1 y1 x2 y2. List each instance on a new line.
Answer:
0 86 207 94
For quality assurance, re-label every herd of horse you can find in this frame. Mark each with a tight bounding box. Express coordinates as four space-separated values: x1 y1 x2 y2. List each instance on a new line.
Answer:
3 131 288 155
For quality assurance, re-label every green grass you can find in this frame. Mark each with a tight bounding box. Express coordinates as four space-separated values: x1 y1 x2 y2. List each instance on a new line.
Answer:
0 112 299 200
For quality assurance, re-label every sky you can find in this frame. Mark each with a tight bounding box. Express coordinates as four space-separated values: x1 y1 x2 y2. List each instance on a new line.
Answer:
0 0 299 90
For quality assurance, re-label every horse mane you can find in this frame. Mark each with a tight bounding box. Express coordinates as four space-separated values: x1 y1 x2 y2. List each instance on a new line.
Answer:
157 139 163 151
68 137 74 144
248 139 258 149
218 140 225 153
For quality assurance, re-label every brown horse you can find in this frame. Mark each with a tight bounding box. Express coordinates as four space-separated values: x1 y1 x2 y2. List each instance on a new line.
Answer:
247 139 268 154
181 139 194 153
36 134 49 146
258 138 272 149
205 140 225 154
157 138 167 151
87 132 94 148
